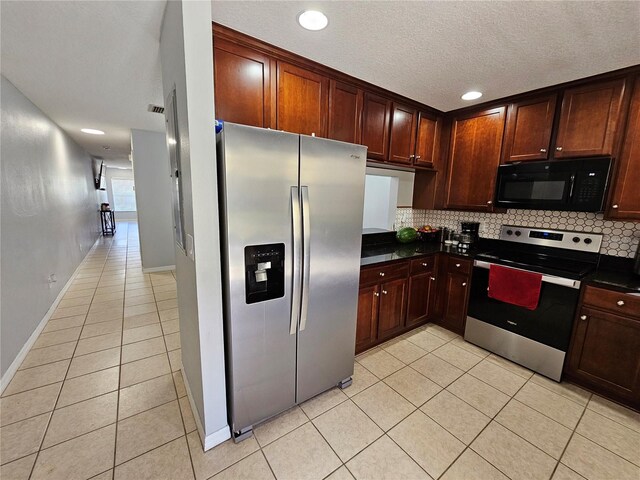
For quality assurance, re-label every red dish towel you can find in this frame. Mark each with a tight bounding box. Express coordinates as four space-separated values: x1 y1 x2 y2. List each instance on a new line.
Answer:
488 264 543 311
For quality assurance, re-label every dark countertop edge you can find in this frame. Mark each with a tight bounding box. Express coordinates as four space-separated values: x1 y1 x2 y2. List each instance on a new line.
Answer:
361 240 640 293
360 241 485 267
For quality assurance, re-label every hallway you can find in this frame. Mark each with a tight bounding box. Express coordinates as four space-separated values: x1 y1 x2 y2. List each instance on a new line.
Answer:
0 222 195 479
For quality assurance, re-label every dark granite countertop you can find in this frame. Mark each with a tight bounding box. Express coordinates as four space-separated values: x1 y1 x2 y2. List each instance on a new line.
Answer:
360 240 487 267
585 255 640 293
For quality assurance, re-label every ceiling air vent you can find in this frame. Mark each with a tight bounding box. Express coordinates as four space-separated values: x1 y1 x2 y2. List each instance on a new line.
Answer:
147 104 164 114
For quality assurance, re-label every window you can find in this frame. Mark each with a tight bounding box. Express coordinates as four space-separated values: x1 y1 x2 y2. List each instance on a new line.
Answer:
111 178 137 211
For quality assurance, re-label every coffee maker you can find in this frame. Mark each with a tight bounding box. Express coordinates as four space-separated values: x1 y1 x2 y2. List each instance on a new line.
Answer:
460 222 480 245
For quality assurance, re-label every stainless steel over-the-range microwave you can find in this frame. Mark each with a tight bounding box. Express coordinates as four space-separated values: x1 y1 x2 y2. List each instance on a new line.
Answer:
494 158 612 212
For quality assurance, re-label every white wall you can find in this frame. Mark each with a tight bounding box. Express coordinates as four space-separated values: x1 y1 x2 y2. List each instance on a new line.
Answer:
104 167 137 221
0 75 100 379
160 0 229 449
363 175 398 231
131 129 175 271
366 166 415 206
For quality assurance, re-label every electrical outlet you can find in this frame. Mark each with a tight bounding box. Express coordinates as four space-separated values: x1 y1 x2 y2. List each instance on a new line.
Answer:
48 274 57 288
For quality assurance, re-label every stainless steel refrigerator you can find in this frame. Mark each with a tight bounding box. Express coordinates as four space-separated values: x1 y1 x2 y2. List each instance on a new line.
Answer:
216 122 367 441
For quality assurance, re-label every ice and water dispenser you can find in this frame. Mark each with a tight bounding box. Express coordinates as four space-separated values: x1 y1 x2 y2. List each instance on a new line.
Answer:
244 243 285 304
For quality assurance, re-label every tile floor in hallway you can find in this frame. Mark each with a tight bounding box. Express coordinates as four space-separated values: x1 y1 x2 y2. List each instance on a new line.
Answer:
1 221 639 480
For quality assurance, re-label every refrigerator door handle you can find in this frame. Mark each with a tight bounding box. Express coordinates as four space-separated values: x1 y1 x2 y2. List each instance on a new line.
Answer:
290 186 302 335
300 186 311 331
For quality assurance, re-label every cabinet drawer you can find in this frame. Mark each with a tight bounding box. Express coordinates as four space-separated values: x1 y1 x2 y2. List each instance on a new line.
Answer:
360 261 409 286
447 257 472 276
583 285 640 318
410 256 436 275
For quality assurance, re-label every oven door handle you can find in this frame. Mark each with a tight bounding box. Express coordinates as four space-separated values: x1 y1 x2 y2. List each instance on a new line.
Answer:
473 260 581 289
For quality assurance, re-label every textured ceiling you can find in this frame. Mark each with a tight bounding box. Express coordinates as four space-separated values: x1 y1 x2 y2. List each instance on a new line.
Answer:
0 1 167 164
211 1 640 111
1 1 638 163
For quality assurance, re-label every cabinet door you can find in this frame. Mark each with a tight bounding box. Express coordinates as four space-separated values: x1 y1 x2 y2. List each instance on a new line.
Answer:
609 76 640 220
377 278 407 340
361 92 391 161
445 107 506 211
414 112 440 168
328 80 362 144
502 95 557 163
554 78 626 158
213 39 271 128
406 272 437 326
567 306 640 404
277 62 329 137
442 272 470 335
388 103 417 165
356 285 379 353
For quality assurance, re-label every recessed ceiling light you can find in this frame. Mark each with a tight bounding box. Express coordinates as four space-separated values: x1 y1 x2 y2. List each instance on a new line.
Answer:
461 91 483 101
298 10 328 31
81 128 105 135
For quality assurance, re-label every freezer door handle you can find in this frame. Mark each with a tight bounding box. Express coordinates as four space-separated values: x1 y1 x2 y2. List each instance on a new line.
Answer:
300 186 311 331
290 186 302 335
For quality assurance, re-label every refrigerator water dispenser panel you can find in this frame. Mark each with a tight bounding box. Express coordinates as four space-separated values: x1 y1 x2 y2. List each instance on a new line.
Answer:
244 243 285 304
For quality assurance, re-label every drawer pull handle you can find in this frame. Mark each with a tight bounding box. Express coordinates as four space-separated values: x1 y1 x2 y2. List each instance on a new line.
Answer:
455 263 461 268
612 204 619 209
379 272 385 277
507 320 517 326
382 290 388 295
462 282 467 287
430 277 436 281
374 292 380 297
422 262 428 267
556 146 563 152
580 315 587 321
540 148 547 153
617 300 625 306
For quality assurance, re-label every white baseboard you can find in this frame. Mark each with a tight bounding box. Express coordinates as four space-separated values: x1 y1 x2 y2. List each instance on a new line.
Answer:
142 265 176 274
182 368 230 451
0 238 101 394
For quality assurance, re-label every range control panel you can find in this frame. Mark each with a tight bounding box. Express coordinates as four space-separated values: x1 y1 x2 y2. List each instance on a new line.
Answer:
499 225 603 253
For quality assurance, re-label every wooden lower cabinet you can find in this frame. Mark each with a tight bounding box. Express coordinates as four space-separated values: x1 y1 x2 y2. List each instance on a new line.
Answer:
565 286 640 409
377 278 408 340
440 272 470 335
356 285 379 352
356 255 442 353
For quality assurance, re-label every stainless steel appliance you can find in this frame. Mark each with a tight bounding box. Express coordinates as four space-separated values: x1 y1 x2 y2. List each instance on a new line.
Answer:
634 242 640 276
495 158 611 212
465 225 603 380
216 122 367 441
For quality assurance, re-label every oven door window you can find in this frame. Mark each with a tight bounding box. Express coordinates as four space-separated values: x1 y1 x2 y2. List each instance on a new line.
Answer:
467 267 579 351
497 172 571 207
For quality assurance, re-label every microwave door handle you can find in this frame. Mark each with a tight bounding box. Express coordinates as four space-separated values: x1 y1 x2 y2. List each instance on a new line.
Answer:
568 174 576 200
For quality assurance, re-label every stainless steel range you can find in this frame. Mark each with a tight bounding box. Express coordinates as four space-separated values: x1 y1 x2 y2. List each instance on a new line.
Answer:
465 225 603 381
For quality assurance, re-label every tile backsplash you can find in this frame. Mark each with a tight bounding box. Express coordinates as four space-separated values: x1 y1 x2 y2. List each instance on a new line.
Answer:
395 208 640 258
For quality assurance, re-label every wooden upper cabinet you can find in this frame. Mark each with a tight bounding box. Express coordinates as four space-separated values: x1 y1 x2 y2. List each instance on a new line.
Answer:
328 80 363 144
502 95 557 163
414 112 440 168
609 76 640 220
361 92 391 161
276 62 329 137
388 103 418 164
445 107 507 211
554 78 626 158
213 39 271 128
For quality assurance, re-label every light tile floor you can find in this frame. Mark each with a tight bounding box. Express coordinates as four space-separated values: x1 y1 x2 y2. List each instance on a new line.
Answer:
1 221 639 480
